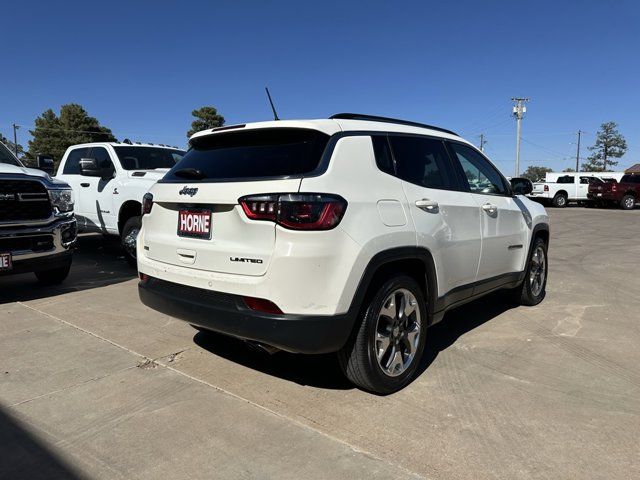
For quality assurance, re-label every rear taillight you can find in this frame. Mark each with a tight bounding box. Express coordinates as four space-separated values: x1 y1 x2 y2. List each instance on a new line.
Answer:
612 183 618 192
239 193 347 230
142 193 153 215
544 185 549 192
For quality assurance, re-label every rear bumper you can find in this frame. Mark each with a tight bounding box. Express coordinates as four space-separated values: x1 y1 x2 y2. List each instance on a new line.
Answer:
138 276 356 354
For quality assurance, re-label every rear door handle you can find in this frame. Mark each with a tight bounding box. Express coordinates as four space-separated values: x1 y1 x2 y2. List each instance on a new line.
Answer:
482 203 498 215
415 199 439 212
80 183 90 187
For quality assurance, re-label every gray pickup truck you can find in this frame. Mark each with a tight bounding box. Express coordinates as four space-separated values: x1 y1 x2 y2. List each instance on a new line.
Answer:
0 142 77 284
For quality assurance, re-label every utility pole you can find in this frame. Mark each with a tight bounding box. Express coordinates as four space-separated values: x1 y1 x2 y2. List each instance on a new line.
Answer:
12 124 20 157
479 134 486 152
511 97 529 177
575 130 582 172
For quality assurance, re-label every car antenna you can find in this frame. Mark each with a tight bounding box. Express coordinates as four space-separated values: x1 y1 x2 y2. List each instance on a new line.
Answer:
265 87 280 121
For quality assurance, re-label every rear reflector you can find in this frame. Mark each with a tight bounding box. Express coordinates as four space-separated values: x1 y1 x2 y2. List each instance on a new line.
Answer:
239 193 347 230
243 296 283 314
142 193 154 215
139 272 148 281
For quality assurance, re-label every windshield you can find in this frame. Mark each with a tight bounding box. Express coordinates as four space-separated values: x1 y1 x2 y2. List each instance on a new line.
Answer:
163 128 330 182
0 142 23 167
113 146 185 170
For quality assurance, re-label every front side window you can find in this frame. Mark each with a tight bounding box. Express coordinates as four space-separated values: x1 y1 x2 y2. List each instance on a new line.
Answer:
62 148 90 174
0 143 22 166
389 136 455 190
89 147 115 170
114 147 186 171
449 142 507 195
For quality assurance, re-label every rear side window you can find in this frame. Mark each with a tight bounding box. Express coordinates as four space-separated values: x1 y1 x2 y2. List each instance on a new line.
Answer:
557 175 575 184
62 148 90 174
389 136 455 190
164 128 329 181
371 136 394 176
621 175 640 183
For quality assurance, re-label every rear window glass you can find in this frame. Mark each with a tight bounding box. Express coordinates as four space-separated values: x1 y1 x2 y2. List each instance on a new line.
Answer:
164 128 329 182
114 146 185 170
557 175 575 184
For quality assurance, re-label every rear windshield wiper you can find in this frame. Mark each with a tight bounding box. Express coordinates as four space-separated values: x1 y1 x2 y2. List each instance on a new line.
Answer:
173 168 206 180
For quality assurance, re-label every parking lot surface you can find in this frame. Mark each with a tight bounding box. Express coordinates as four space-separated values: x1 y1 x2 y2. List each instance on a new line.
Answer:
1 208 639 479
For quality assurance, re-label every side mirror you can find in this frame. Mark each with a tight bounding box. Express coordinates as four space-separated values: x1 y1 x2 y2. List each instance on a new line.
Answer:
80 158 114 179
510 177 533 195
36 154 55 175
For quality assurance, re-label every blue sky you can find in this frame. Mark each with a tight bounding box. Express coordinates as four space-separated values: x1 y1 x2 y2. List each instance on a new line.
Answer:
3 0 640 174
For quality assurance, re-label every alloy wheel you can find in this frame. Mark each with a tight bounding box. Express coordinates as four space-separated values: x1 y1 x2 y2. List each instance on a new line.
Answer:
374 289 422 377
529 245 546 296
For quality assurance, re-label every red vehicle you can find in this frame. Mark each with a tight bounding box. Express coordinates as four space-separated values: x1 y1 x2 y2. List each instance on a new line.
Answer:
588 174 640 209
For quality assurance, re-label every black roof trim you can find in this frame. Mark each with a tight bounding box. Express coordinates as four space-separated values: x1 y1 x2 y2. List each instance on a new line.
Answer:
329 113 458 136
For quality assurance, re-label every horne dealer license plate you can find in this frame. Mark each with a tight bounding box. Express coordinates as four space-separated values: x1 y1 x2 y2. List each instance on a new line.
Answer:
177 209 212 239
0 252 12 271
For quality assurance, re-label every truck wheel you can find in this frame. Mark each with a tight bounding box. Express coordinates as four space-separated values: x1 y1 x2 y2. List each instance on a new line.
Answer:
35 259 72 285
620 194 635 210
121 216 141 267
511 237 548 306
338 275 427 394
552 193 568 208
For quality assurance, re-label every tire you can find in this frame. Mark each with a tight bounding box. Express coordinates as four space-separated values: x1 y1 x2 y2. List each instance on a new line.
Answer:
511 237 548 306
338 275 427 394
552 193 568 208
121 216 141 268
620 194 635 210
35 259 72 285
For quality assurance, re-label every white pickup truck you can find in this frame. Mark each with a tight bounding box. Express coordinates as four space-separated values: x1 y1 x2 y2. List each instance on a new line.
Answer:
527 173 613 207
56 142 185 265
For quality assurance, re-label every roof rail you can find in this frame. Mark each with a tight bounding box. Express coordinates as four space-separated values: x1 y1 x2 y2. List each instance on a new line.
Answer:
329 113 458 136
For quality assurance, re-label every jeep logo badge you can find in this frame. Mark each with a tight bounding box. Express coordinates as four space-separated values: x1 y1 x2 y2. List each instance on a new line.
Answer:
179 186 198 197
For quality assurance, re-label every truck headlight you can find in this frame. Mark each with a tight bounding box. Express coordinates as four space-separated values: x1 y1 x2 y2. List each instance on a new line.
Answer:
50 189 74 213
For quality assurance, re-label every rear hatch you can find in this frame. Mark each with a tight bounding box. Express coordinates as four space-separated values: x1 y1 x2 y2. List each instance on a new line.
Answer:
142 127 332 276
532 182 546 193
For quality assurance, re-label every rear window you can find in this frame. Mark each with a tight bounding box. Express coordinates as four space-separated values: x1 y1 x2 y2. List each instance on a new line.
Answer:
114 146 185 170
163 128 329 182
557 175 575 184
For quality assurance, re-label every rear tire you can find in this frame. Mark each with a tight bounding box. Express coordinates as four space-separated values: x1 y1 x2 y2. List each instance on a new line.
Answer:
121 216 141 268
620 194 635 210
338 275 427 394
35 259 72 285
511 237 548 306
552 193 568 208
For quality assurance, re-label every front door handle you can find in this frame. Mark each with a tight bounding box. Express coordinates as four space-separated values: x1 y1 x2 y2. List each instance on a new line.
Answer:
415 199 439 212
482 203 498 215
80 182 90 187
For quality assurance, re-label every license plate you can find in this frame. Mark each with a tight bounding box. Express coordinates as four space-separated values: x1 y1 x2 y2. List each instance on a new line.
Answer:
0 253 12 271
178 209 212 239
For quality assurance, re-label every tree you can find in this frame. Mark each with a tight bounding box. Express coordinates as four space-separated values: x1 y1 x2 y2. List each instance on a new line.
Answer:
27 104 116 167
0 134 24 158
562 167 575 172
521 165 553 182
187 106 225 137
581 121 627 172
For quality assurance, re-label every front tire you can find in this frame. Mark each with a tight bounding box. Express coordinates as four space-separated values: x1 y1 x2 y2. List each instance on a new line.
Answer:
121 216 141 268
35 259 72 285
511 237 548 306
338 275 427 394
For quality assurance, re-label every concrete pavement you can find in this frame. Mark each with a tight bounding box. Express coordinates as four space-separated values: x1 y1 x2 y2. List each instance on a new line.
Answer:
1 208 639 479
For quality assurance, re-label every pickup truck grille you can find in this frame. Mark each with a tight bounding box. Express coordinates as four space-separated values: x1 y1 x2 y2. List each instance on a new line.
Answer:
0 235 54 252
0 179 52 222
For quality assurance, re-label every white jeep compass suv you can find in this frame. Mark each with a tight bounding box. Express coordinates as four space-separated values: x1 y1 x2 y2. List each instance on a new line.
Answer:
138 114 550 394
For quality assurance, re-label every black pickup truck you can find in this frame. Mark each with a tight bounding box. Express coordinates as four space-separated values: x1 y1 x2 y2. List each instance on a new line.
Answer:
0 142 77 283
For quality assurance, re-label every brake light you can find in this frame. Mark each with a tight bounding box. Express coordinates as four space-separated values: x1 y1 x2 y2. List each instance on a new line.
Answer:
544 185 549 192
612 183 617 192
239 193 347 230
243 296 283 314
142 193 154 215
